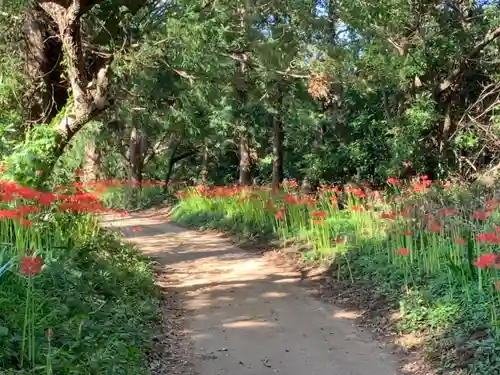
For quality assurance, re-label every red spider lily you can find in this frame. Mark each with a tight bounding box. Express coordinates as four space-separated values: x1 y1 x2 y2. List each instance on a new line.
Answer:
37 192 57 206
119 211 129 218
386 177 399 185
0 210 20 219
350 205 363 211
20 253 43 276
311 211 326 217
399 209 411 217
472 211 490 220
132 227 141 232
494 226 500 233
19 219 32 227
402 231 412 236
332 237 345 244
412 182 429 193
283 194 299 205
475 232 500 244
427 224 441 233
473 253 497 269
275 210 284 220
453 237 465 245
439 208 458 216
0 194 16 203
380 211 396 220
486 199 498 209
396 248 409 256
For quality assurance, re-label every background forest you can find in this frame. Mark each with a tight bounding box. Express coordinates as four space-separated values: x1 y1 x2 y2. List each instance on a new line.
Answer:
3 0 500 193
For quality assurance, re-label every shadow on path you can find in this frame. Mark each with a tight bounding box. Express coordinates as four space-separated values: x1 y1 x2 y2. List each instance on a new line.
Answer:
103 212 410 375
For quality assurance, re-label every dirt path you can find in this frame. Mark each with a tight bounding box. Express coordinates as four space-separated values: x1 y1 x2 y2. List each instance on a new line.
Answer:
103 211 403 375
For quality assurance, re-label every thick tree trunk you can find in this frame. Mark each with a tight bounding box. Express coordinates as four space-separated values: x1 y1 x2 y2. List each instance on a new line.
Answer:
22 7 67 126
25 1 148 182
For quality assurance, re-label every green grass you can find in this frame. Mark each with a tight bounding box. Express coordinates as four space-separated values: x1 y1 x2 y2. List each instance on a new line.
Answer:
0 180 160 374
0 228 159 375
171 180 500 374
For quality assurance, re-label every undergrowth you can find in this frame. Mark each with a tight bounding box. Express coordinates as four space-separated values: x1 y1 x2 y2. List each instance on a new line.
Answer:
0 229 158 375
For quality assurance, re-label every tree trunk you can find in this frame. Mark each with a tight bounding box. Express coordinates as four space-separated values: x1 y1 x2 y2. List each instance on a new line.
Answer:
239 135 251 185
201 146 209 184
271 109 284 190
82 138 101 183
163 149 197 190
25 1 149 182
128 127 148 188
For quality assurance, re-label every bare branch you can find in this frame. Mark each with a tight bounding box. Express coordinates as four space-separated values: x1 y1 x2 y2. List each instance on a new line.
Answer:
438 26 500 94
222 52 310 79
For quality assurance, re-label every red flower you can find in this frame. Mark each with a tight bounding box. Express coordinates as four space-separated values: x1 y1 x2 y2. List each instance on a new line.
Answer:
453 237 465 245
472 211 489 220
475 232 500 244
311 211 326 217
132 227 141 232
396 248 409 256
439 208 458 216
380 211 396 219
20 253 43 276
427 224 441 233
402 231 412 236
386 177 399 185
332 237 345 244
19 219 32 227
473 253 497 269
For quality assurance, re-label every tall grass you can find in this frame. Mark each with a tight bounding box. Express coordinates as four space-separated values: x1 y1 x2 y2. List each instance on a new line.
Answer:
171 178 500 374
0 177 160 374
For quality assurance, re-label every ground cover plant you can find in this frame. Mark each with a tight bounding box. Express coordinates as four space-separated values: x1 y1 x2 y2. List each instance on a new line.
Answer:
0 174 167 375
172 178 500 374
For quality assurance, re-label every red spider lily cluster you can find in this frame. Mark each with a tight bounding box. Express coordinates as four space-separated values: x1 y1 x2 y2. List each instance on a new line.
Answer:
0 175 186 281
20 250 42 276
178 178 500 290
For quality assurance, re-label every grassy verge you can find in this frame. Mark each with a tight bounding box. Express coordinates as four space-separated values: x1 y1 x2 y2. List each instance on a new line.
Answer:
171 180 500 375
0 180 160 374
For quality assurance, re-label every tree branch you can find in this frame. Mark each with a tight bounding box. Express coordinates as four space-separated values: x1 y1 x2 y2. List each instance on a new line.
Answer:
172 150 197 164
222 52 310 79
437 26 500 94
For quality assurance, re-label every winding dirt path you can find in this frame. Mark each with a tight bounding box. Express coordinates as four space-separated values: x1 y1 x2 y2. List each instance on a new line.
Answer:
103 211 403 375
